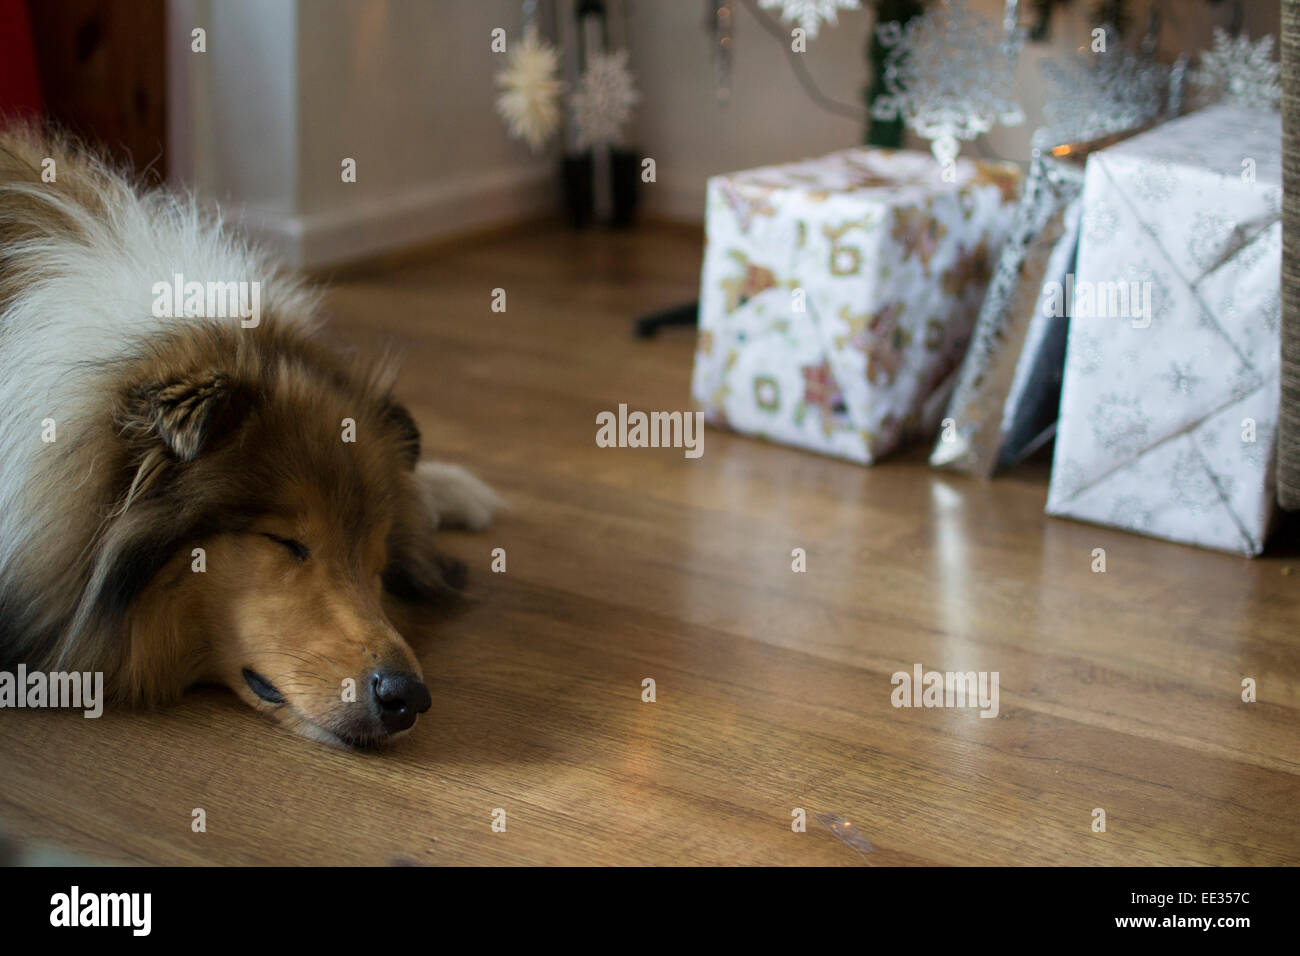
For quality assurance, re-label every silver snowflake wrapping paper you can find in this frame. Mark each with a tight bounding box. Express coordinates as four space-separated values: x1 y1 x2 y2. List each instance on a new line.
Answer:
691 148 1020 464
931 149 1084 476
1046 105 1283 555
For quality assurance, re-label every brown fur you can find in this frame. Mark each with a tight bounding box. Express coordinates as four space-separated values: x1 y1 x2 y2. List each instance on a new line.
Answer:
0 124 495 746
97 322 454 744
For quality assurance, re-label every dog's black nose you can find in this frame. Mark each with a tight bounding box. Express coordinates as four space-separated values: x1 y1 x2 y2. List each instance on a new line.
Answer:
372 671 431 734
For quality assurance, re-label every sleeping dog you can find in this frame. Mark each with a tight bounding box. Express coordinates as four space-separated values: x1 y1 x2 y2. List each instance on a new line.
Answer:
0 126 503 747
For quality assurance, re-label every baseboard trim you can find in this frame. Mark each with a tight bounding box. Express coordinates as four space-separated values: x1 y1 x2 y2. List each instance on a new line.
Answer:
232 163 559 269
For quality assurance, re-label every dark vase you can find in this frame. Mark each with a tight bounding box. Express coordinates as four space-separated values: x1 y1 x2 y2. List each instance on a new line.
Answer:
608 147 640 228
561 152 594 229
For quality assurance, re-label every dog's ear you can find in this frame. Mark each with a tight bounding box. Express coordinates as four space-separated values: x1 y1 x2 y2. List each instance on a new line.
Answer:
122 372 249 462
383 399 421 470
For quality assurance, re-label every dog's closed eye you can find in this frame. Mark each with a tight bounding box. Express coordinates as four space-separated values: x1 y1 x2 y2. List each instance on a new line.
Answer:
262 533 310 561
241 668 286 704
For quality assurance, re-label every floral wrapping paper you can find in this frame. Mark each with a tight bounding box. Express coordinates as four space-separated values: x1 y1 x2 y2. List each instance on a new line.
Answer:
1046 105 1283 555
691 148 1021 464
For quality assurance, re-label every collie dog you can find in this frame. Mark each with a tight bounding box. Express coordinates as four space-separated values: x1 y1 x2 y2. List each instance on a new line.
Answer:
0 127 503 746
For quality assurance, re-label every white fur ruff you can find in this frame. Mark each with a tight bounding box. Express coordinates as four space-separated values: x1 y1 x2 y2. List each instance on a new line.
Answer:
0 151 317 587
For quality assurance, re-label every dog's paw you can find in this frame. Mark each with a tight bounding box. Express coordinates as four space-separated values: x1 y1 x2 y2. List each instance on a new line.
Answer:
415 461 506 531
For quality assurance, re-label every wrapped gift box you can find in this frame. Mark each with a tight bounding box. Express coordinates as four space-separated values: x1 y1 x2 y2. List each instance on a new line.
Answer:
1046 105 1282 555
931 149 1085 476
691 148 1021 464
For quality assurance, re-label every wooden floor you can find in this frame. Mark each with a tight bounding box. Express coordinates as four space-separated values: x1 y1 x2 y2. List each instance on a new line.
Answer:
2 223 1298 866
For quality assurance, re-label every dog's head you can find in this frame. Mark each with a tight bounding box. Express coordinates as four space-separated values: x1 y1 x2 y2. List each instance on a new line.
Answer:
93 324 450 747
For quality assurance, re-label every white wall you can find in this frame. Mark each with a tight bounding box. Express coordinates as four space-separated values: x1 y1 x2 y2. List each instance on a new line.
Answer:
170 0 559 268
291 0 558 265
169 0 1281 264
169 0 301 244
628 0 866 221
627 0 1282 221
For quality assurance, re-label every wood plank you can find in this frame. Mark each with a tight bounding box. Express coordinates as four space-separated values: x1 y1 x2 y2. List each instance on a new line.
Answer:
1 223 1297 865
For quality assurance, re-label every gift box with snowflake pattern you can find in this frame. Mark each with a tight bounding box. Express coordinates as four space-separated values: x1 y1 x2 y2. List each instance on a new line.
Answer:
1046 105 1282 555
691 147 1021 464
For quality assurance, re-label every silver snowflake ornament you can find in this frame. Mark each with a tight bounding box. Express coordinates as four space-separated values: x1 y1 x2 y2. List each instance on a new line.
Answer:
758 0 861 40
571 49 640 150
1192 28 1280 111
494 27 565 152
1033 37 1172 149
872 0 1024 166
